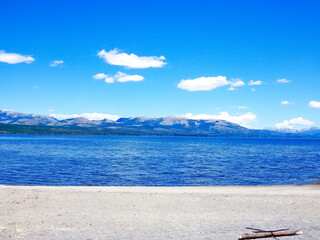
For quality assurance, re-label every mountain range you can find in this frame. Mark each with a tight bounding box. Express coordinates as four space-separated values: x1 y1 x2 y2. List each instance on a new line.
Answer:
0 110 319 138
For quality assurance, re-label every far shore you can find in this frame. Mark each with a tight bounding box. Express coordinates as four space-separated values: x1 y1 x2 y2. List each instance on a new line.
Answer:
1 185 319 239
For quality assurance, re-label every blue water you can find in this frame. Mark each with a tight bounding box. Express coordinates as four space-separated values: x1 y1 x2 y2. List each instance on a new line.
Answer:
0 134 320 186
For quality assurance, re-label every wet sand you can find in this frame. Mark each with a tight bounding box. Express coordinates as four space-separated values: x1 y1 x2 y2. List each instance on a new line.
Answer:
1 185 319 239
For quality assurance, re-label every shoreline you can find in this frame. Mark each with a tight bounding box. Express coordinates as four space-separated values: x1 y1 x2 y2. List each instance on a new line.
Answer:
1 185 319 239
2 132 320 140
1 183 320 191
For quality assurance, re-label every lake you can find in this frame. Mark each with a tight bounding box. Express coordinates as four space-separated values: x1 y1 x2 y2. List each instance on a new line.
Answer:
0 134 319 186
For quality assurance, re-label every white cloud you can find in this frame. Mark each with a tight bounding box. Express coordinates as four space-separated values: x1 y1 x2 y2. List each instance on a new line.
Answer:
50 113 120 121
181 112 256 127
48 109 54 112
80 113 120 121
97 49 166 69
114 71 144 82
277 78 291 83
104 76 115 83
275 117 314 129
178 76 245 92
230 78 245 87
228 78 245 91
251 88 256 92
238 106 248 109
50 114 79 119
93 71 144 83
93 73 115 83
93 73 108 79
309 101 320 109
1 109 14 112
0 50 35 64
50 60 63 67
281 101 293 105
248 80 262 86
178 76 229 91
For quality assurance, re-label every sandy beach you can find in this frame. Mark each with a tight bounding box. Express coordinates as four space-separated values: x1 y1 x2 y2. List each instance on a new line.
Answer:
1 185 319 240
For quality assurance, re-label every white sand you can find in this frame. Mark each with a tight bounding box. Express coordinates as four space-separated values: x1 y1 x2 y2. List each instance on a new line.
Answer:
1 185 319 240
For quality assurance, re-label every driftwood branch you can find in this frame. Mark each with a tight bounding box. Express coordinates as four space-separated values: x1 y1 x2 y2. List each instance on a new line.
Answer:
238 230 303 239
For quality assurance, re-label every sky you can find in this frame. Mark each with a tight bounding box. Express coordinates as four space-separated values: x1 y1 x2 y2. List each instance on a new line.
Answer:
1 0 320 129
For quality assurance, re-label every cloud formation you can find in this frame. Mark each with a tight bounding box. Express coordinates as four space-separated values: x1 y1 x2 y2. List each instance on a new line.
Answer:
93 73 116 83
277 78 291 83
0 50 35 64
50 113 120 121
114 71 144 82
248 80 262 86
275 117 314 129
50 60 63 67
97 49 166 69
93 71 144 83
309 101 320 109
181 112 256 126
177 76 245 91
228 78 245 91
178 76 229 91
281 101 293 105
238 106 248 109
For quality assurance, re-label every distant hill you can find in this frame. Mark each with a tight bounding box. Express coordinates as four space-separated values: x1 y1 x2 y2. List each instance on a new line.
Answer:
299 127 320 137
266 126 320 138
0 110 59 125
0 110 318 138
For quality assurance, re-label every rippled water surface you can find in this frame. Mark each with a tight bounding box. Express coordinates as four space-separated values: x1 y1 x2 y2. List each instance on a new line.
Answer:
0 134 320 186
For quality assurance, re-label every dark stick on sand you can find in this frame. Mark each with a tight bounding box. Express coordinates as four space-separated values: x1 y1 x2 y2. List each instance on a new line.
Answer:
238 230 303 239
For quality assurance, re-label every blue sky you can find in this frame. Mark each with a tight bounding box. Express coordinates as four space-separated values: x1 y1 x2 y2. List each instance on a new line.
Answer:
1 0 320 129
